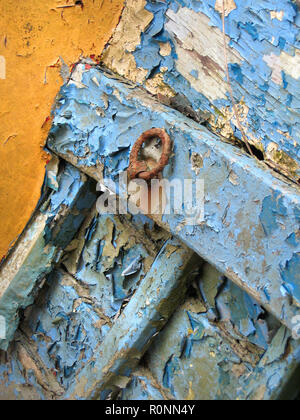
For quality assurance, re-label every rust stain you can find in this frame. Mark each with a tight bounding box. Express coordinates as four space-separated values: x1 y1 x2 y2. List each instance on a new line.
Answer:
128 128 172 181
0 0 124 259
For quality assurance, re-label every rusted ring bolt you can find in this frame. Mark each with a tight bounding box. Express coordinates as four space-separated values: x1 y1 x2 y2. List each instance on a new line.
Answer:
128 128 172 181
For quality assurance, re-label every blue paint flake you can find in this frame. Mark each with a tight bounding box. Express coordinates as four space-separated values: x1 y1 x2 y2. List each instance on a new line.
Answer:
260 192 287 236
163 355 181 395
280 253 300 302
189 69 199 79
229 63 244 85
286 232 300 248
278 37 287 50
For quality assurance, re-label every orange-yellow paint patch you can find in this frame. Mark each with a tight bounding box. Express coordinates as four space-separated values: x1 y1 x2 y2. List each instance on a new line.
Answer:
0 0 124 259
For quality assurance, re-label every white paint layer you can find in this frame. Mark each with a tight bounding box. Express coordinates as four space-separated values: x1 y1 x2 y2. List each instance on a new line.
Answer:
165 8 242 101
263 50 300 85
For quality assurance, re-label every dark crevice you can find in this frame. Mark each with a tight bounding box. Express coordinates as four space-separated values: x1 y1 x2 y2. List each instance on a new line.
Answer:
247 143 264 161
156 92 267 164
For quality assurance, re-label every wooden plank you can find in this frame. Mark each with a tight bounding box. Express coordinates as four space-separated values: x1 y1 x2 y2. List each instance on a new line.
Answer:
0 164 97 350
66 238 196 400
48 67 300 330
0 212 194 400
1 200 298 400
143 266 300 400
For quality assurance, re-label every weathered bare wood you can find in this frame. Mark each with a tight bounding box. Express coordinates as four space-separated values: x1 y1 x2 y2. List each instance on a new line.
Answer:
102 0 300 182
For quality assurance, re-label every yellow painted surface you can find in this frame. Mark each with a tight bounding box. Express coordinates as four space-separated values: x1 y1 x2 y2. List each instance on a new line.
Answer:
0 0 124 259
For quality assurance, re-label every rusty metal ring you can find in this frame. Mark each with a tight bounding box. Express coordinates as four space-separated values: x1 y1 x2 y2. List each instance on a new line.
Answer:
128 128 172 181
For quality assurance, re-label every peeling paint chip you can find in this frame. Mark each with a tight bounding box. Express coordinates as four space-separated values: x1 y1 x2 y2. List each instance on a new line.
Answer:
263 51 300 85
121 256 142 277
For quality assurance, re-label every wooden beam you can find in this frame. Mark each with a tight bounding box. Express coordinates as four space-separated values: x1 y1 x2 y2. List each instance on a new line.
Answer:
48 67 300 330
0 164 97 350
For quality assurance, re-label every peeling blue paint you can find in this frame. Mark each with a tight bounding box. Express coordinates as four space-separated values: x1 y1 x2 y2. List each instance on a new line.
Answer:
280 253 300 302
286 232 300 247
47 67 300 330
142 269 299 400
121 370 169 400
189 69 199 79
0 164 97 351
125 0 300 175
65 238 195 400
260 191 287 236
163 356 181 396
0 210 174 398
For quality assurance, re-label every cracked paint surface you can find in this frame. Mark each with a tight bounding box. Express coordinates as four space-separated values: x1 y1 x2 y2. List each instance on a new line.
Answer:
0 0 124 259
0 217 194 399
122 263 300 400
102 0 300 182
1 246 298 399
48 67 300 330
0 163 97 350
120 368 172 400
66 238 196 400
1 0 300 400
